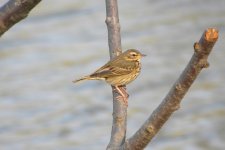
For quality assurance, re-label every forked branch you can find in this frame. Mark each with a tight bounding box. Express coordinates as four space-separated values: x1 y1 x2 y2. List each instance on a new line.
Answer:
0 1 219 149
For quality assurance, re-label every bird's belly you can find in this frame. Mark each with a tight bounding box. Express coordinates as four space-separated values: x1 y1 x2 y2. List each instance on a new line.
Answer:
106 71 140 86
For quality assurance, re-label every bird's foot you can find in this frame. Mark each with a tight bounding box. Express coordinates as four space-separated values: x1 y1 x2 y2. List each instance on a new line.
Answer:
114 86 129 106
119 86 129 98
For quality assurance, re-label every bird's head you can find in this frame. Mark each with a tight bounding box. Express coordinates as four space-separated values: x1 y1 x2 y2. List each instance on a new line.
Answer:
123 49 146 61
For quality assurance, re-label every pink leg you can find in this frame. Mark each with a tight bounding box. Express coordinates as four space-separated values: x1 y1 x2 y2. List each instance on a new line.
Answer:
118 86 129 98
114 86 128 106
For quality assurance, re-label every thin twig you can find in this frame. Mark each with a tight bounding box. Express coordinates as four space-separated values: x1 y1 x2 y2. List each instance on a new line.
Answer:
0 0 41 36
105 0 128 149
122 28 219 150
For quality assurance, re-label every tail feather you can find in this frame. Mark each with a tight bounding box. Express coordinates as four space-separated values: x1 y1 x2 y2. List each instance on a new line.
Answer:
73 75 104 83
73 76 90 83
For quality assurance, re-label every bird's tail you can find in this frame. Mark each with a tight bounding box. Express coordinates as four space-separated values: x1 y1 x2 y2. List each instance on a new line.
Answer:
73 75 104 83
72 76 90 83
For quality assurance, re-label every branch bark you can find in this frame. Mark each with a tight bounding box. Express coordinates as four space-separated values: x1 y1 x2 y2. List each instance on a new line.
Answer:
0 0 41 37
105 0 128 149
122 28 219 150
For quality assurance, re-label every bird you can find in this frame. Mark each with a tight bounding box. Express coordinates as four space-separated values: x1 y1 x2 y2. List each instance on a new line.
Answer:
73 49 146 105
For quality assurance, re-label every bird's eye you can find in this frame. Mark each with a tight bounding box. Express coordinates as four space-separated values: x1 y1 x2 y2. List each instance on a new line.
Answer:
130 53 137 57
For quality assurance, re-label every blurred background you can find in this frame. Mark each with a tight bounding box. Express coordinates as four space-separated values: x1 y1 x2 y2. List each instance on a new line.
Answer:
0 0 224 149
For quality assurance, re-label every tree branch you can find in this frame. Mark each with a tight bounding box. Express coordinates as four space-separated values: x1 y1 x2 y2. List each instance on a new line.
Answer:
105 0 128 149
0 0 41 37
122 28 219 150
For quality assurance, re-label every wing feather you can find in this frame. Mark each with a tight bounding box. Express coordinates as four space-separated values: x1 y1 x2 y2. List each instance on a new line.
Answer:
90 55 135 78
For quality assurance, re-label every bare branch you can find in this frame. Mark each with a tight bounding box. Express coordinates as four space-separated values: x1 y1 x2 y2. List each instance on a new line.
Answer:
123 28 219 150
0 0 41 36
105 0 128 149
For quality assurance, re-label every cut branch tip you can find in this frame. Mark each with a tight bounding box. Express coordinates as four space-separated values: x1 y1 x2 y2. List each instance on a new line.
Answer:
205 28 219 42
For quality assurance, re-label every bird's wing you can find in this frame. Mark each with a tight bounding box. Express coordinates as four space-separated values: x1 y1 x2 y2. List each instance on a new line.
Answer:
109 65 132 75
90 53 137 78
90 62 132 78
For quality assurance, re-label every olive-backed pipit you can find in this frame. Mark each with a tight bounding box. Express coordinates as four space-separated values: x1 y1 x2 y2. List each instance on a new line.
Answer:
73 49 146 105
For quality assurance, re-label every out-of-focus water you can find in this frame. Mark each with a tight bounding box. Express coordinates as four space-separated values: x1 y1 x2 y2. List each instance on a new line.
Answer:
0 0 224 149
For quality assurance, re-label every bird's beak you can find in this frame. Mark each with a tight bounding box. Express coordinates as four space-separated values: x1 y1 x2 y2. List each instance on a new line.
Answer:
141 53 146 57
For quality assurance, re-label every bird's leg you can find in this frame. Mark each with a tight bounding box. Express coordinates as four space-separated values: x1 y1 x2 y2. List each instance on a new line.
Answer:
113 86 129 98
119 86 129 98
114 86 128 106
